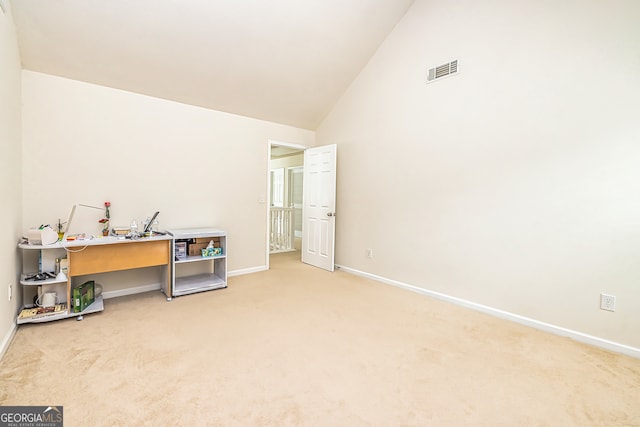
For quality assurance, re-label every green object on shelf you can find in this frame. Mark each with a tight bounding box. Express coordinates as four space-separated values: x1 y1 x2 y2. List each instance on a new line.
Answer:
73 280 95 313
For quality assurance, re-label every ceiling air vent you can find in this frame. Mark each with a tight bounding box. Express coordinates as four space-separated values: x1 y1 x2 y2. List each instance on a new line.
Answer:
426 60 459 84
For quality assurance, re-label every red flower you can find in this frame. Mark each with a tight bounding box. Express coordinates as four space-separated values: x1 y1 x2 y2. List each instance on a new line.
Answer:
105 201 111 207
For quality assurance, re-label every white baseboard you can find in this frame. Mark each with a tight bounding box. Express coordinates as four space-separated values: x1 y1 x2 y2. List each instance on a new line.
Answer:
102 283 161 300
229 266 267 277
336 264 640 359
0 321 17 362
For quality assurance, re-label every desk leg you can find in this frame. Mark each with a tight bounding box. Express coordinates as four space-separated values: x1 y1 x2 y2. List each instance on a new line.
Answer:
164 260 172 301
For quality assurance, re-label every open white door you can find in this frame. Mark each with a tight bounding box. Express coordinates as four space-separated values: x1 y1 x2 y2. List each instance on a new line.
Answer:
302 144 337 271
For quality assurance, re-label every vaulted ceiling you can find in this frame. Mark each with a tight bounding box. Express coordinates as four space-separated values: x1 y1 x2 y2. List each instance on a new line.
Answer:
9 0 415 129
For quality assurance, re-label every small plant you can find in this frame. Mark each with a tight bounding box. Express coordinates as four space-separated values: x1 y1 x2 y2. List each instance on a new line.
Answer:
56 218 66 240
98 201 111 235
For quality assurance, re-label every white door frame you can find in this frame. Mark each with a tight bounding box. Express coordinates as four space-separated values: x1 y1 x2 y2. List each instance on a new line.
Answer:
266 139 309 269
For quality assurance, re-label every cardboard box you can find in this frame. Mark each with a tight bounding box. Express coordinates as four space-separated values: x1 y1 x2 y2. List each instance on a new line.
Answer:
189 237 220 255
188 243 208 256
195 237 220 247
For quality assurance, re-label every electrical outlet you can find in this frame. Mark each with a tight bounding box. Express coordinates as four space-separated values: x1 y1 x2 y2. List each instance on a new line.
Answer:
7 282 12 301
366 248 373 259
600 293 616 312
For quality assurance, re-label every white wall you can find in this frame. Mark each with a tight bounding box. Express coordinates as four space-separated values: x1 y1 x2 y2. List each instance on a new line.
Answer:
21 71 315 281
0 4 23 356
318 0 640 349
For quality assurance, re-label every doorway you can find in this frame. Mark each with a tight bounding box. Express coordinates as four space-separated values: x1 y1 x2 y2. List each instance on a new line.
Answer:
268 141 306 266
267 142 337 271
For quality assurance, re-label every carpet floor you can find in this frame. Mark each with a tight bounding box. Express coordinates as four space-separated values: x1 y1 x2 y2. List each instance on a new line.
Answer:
1 251 639 426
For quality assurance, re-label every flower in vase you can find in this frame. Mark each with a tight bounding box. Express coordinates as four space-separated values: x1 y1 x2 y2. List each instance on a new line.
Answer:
99 201 111 234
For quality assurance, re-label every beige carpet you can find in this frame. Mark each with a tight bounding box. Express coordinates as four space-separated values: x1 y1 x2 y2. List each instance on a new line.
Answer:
1 251 639 426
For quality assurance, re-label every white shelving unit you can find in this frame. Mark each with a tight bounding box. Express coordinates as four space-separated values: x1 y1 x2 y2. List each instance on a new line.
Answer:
167 228 227 298
17 243 104 324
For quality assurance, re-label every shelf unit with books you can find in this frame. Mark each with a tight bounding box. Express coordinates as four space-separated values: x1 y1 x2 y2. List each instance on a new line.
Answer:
17 242 106 324
167 228 227 299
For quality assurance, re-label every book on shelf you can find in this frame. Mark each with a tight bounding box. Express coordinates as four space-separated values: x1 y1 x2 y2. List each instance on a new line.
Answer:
18 303 67 320
73 280 95 313
111 227 129 236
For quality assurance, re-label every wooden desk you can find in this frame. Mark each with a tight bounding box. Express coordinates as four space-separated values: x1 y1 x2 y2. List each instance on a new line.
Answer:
66 236 173 301
18 235 173 323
